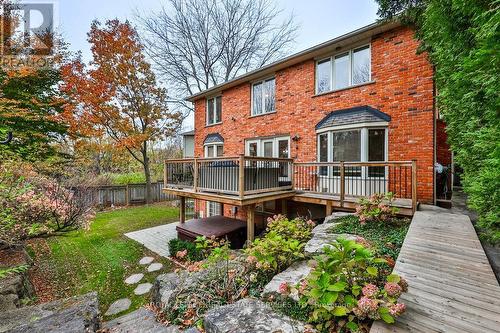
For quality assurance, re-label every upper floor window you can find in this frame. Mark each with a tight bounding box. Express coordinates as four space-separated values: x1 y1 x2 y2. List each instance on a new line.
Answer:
316 45 371 94
252 78 275 116
206 96 222 126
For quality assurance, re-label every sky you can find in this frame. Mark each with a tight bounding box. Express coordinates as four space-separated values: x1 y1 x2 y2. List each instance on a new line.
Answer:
58 0 380 61
56 0 380 130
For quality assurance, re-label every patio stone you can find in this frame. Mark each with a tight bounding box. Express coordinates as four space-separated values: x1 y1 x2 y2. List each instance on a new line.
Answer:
124 273 144 285
133 283 153 296
139 256 155 265
147 263 163 272
105 298 131 316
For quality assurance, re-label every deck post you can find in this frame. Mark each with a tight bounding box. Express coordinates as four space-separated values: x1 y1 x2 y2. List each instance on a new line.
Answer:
411 159 417 213
193 158 198 192
125 184 130 206
239 155 245 199
164 161 167 188
180 196 186 223
340 161 345 207
219 202 224 216
326 201 333 216
281 199 288 216
246 204 255 243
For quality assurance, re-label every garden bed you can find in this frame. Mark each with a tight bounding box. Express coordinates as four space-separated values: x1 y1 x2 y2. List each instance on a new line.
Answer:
329 215 410 261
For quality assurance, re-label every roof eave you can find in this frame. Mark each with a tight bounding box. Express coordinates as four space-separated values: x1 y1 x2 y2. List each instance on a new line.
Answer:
185 20 401 102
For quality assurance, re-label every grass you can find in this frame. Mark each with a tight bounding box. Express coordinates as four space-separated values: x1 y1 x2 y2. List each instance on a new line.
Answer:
330 215 410 260
28 203 179 318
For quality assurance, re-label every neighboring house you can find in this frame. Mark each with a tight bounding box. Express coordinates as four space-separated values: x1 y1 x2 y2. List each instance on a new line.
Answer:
182 130 195 158
164 21 451 241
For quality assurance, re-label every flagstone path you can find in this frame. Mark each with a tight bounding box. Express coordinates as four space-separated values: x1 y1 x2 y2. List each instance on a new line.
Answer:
105 256 168 317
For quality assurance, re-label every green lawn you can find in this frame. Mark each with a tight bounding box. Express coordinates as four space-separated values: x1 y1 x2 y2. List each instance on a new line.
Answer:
28 203 179 318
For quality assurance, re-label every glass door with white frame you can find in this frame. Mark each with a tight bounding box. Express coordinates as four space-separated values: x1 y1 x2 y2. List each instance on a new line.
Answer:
204 142 223 216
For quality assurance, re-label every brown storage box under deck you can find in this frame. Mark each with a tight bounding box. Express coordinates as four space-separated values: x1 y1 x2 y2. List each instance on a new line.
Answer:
176 216 247 248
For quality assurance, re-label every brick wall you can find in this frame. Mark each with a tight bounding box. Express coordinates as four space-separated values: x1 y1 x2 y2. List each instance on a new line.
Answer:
193 26 438 215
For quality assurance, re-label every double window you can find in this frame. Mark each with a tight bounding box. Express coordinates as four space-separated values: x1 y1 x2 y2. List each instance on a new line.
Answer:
316 45 371 94
204 143 223 158
206 96 222 126
252 78 275 116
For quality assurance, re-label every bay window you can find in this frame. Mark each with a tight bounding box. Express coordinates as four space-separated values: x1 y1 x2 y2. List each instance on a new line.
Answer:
315 44 371 94
206 96 222 125
317 127 387 177
252 78 275 116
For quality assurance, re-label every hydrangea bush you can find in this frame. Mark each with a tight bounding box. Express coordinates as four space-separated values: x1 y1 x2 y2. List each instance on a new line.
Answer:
245 215 315 274
355 193 399 224
0 161 94 248
279 238 407 332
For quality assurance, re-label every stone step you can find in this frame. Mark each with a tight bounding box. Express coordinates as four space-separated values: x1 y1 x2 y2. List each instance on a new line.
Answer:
103 307 183 333
203 298 308 333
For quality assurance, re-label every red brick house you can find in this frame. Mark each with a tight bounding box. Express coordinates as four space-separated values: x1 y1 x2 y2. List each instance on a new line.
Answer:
165 21 451 241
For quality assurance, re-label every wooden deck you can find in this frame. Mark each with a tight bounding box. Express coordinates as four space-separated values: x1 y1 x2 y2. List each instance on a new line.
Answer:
371 206 500 333
292 192 414 216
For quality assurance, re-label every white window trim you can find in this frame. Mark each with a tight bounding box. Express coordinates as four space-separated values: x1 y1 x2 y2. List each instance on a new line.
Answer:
316 121 388 134
245 136 290 158
204 142 224 157
206 95 222 126
206 201 221 217
251 77 276 116
315 44 371 94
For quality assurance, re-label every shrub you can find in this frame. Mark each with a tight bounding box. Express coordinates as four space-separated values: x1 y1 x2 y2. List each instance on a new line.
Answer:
168 238 203 262
245 215 315 275
355 193 399 224
290 238 407 332
0 161 95 248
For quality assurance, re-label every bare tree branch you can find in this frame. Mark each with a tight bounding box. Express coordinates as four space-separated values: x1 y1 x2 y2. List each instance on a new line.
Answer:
136 0 298 108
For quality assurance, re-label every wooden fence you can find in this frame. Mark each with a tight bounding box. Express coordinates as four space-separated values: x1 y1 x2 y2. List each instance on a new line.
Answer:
85 181 177 207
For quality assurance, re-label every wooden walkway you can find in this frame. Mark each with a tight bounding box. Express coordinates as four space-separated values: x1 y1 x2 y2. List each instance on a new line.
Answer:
125 223 178 257
371 206 500 333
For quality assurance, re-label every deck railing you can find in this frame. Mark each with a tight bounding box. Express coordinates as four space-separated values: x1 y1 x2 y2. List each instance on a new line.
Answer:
164 155 294 198
294 161 417 210
164 157 417 211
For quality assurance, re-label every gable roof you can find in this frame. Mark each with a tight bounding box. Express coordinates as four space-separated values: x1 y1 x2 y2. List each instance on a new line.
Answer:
204 133 224 144
315 106 391 130
186 20 400 102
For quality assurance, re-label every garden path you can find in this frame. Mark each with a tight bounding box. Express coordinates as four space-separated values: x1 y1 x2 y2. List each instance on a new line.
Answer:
371 205 500 333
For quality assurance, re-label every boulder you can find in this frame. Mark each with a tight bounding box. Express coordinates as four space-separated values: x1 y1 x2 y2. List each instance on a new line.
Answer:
262 261 311 301
0 292 100 333
304 233 357 256
204 298 307 333
323 212 355 224
103 307 182 333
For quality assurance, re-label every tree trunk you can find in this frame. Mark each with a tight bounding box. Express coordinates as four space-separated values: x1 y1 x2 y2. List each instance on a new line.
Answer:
142 145 152 205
